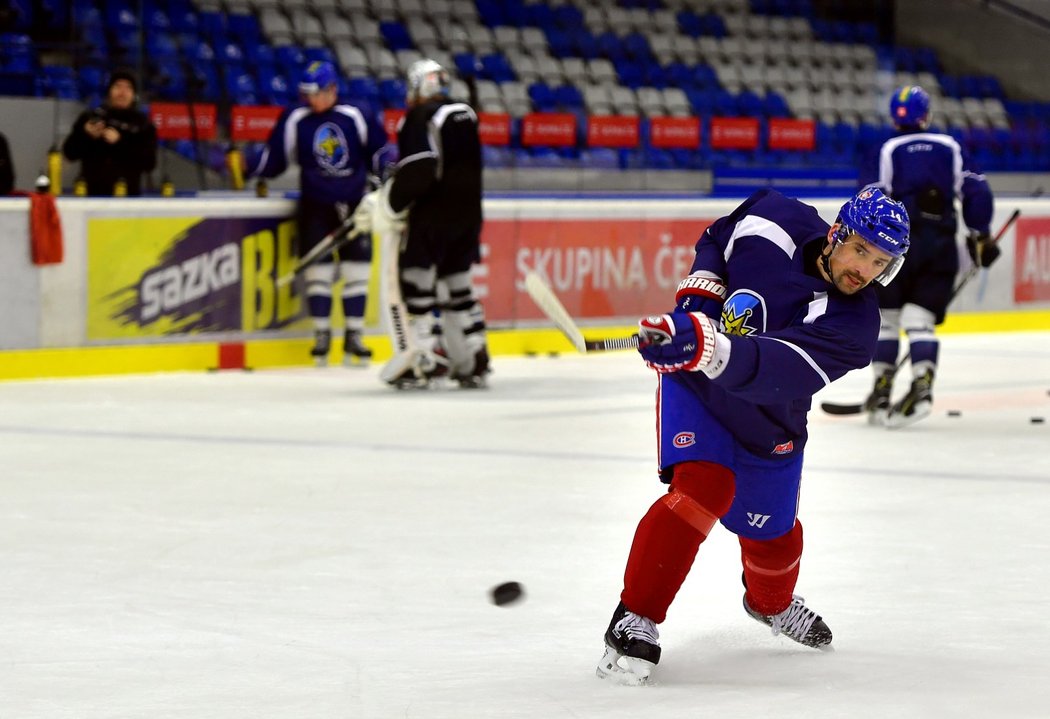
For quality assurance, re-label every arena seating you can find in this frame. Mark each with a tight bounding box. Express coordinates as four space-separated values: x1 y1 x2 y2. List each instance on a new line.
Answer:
2 0 1048 179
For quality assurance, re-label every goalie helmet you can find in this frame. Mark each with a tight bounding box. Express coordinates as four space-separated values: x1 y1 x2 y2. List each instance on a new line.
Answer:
406 59 450 104
889 85 931 129
298 61 338 95
833 185 911 286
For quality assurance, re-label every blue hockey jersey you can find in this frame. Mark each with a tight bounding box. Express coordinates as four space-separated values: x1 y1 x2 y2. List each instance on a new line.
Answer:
252 103 387 206
858 129 992 237
668 189 881 458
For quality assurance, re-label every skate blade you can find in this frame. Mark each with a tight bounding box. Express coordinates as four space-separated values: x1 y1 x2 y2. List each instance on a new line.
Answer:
884 403 932 430
595 646 653 686
313 356 328 368
866 409 888 427
343 354 371 368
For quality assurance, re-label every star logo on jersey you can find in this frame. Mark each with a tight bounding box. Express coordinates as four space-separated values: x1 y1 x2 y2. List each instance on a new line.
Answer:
720 290 765 336
313 122 351 173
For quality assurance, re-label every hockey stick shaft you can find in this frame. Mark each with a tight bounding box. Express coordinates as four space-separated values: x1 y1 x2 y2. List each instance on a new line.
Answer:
276 215 359 288
821 208 1021 416
524 272 638 353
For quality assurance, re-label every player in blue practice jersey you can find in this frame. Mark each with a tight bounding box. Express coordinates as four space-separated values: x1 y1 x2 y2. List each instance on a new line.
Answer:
858 86 995 427
597 186 910 685
252 61 388 366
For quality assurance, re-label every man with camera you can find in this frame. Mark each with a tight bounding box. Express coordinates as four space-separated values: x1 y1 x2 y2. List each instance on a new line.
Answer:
63 69 157 196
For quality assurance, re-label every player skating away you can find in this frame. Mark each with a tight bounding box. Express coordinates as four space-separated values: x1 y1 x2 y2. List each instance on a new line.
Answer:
251 61 388 367
857 86 996 426
358 59 491 389
597 187 910 686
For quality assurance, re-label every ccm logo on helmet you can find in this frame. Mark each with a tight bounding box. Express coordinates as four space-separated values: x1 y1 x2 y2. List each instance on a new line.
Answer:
673 432 696 448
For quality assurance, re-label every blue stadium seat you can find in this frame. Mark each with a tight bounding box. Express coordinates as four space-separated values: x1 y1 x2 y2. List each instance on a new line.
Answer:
379 78 406 108
474 0 506 27
614 59 643 89
227 14 261 48
479 53 515 83
528 82 556 112
545 29 574 58
524 3 556 29
623 33 652 61
597 33 626 63
676 11 703 38
554 5 584 29
348 76 380 107
763 91 790 118
737 90 764 118
555 84 583 109
454 52 479 79
576 31 599 60
381 21 413 52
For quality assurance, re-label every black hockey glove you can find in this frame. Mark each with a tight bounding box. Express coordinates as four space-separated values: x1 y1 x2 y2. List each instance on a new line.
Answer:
967 231 1000 268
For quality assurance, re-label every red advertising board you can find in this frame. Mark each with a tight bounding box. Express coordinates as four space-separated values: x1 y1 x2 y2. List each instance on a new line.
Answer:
521 113 577 147
709 117 759 150
229 105 283 142
768 118 815 151
149 102 218 141
586 115 640 148
477 217 715 322
382 109 405 142
478 112 511 146
650 117 700 149
1014 217 1050 303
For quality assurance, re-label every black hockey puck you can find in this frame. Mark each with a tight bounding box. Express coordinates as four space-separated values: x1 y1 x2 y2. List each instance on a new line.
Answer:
947 410 962 417
1031 417 1045 424
491 581 525 606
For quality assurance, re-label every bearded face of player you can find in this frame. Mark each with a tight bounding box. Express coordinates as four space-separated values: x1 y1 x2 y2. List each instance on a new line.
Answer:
822 225 896 294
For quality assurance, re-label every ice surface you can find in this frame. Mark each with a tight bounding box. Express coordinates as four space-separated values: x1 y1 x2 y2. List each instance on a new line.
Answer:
2 331 1049 718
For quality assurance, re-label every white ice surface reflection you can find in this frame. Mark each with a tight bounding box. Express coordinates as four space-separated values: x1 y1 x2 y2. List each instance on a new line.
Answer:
1 331 1049 718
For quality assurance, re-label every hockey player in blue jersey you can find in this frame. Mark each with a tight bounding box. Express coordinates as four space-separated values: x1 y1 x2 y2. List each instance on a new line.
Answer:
597 186 909 685
252 61 388 366
857 85 996 426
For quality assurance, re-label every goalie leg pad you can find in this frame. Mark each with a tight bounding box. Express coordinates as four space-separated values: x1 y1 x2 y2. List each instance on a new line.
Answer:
621 461 735 623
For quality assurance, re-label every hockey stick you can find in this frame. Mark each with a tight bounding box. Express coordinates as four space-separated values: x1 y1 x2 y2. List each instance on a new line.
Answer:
523 272 640 352
820 208 1021 416
275 215 359 288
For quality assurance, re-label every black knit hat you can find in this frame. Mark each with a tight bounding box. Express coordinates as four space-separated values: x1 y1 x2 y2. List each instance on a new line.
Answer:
107 69 137 93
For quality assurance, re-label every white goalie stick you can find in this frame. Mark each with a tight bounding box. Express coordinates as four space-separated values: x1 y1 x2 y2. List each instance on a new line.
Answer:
821 207 1021 416
523 272 639 353
275 215 360 288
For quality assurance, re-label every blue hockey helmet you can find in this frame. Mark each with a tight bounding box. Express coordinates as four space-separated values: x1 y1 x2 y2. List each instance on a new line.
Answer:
298 61 338 95
833 185 911 286
889 85 931 129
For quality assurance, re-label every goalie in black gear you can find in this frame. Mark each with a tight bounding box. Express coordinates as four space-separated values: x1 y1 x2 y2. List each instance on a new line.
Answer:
375 59 491 388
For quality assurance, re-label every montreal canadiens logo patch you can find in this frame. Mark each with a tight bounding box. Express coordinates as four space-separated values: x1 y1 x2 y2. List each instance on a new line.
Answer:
673 432 696 448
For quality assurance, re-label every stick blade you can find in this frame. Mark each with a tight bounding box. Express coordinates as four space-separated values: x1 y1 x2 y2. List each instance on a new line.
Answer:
523 272 587 352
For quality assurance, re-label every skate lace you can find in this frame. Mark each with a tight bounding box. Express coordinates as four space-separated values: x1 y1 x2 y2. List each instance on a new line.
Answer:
769 595 817 640
615 611 660 645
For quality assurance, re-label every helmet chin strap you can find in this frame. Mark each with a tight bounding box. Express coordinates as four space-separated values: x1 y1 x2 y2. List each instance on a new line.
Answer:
819 242 835 280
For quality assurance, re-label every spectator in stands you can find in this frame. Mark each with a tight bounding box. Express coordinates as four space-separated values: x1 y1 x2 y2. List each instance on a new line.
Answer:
0 131 13 194
857 85 995 427
364 59 491 389
250 60 388 367
62 69 157 196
